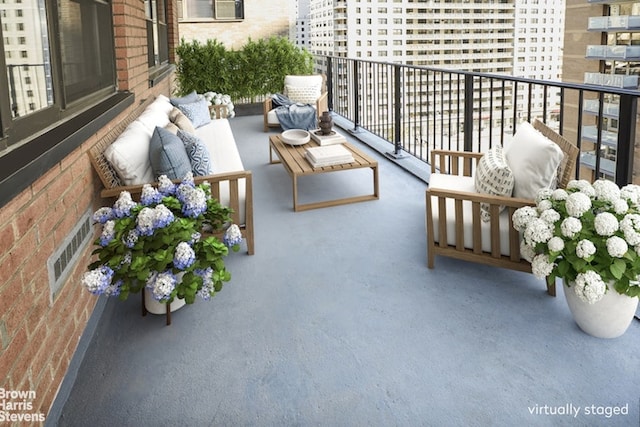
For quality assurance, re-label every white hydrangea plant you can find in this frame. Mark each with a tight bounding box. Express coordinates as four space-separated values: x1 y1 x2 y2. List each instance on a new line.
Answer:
513 179 640 304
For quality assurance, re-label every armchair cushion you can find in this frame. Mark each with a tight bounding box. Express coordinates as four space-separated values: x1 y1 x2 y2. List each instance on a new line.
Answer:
474 145 514 222
285 84 321 105
429 173 515 256
504 121 564 199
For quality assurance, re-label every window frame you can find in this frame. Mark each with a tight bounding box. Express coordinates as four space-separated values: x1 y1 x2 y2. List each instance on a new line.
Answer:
0 0 171 208
178 0 244 22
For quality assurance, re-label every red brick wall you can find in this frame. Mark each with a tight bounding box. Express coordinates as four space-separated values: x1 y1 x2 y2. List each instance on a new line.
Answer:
0 0 179 422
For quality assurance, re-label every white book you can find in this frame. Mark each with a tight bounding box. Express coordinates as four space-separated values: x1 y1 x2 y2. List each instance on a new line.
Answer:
305 144 352 163
309 129 347 146
305 152 354 167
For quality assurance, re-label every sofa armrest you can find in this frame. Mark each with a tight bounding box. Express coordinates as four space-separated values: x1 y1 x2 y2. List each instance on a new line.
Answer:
100 170 251 199
430 149 484 177
209 104 230 119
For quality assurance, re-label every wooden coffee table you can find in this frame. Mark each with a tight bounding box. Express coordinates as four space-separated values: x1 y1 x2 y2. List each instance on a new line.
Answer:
269 134 379 212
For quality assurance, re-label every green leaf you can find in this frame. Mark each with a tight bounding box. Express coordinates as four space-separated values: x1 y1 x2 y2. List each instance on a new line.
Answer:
610 259 626 280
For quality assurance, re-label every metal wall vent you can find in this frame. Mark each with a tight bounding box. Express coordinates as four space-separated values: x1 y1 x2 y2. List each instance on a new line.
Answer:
47 209 93 304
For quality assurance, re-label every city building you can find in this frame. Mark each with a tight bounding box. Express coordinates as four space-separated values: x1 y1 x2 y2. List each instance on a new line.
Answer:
177 0 294 49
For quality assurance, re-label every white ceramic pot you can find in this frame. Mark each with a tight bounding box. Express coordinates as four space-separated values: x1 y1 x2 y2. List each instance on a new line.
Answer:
563 280 639 339
144 288 186 315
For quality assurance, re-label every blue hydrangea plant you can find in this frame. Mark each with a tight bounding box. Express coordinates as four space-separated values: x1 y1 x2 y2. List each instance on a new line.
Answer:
82 173 241 305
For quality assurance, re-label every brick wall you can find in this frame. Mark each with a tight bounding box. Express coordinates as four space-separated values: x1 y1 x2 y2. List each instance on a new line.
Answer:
0 0 179 422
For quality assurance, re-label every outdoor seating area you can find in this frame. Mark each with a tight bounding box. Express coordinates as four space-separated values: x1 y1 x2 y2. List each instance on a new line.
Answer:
55 113 640 426
426 119 580 296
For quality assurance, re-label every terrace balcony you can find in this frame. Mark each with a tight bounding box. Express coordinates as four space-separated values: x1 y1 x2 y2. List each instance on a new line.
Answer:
51 59 640 425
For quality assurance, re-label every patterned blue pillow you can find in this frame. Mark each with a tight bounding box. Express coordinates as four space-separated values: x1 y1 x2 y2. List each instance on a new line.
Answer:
170 91 198 106
177 129 213 176
149 127 192 180
176 99 211 129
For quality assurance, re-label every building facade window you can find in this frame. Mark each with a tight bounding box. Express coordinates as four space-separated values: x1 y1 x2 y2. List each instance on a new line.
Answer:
181 0 244 20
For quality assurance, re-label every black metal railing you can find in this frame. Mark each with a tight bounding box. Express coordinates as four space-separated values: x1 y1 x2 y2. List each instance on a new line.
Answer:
315 55 640 186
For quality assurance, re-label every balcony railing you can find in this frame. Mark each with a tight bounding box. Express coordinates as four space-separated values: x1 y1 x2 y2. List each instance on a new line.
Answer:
315 55 640 186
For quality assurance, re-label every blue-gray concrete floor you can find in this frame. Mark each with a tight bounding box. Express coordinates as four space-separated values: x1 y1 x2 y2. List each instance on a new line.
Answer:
54 115 640 426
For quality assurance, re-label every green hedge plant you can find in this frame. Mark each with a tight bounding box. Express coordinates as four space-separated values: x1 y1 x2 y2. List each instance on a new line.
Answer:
175 37 314 102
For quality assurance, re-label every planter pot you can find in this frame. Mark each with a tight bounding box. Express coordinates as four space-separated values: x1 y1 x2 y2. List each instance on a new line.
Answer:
144 288 186 315
563 280 639 338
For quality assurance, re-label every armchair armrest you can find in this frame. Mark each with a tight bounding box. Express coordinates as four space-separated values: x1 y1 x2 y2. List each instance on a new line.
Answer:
315 92 329 117
430 149 484 176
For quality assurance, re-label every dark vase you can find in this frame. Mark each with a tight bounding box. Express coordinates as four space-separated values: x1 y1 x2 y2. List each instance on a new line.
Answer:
319 111 333 135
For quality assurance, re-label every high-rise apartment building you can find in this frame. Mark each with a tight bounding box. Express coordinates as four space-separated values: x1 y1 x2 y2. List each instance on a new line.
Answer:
564 0 640 183
307 0 565 143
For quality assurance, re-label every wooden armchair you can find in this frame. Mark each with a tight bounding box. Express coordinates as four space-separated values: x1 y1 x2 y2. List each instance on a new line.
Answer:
263 74 329 132
425 119 579 296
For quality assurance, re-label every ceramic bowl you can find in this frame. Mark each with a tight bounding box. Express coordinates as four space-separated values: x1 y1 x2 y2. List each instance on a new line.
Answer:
281 129 310 146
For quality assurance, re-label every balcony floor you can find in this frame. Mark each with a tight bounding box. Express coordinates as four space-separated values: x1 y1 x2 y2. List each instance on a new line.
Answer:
55 115 640 426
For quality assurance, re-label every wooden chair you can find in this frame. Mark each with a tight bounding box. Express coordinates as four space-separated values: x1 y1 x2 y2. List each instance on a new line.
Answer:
425 119 579 296
263 74 329 132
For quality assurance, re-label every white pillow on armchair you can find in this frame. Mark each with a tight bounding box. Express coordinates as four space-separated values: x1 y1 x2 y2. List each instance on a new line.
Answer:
504 121 564 199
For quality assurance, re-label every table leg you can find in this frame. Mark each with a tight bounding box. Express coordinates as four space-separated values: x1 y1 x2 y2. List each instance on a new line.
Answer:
373 164 380 198
293 175 299 211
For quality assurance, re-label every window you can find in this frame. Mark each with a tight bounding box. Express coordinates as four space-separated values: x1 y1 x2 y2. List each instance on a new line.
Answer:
59 0 115 104
182 0 244 20
0 0 120 204
146 0 169 68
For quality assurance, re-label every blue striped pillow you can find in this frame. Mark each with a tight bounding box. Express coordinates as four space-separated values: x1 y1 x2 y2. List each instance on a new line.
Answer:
177 130 212 176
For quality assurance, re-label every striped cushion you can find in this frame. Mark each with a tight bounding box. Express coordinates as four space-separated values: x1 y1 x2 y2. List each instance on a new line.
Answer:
474 145 514 222
177 130 212 176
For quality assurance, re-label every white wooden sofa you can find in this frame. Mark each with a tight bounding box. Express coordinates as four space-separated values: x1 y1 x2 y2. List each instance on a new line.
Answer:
89 95 254 255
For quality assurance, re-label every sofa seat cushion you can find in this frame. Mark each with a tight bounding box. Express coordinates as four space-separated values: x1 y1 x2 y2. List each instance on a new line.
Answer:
195 119 247 224
429 173 516 257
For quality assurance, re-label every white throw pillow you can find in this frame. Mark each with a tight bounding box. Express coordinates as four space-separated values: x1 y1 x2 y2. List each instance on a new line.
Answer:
104 121 155 186
285 84 321 105
504 121 564 199
474 145 514 222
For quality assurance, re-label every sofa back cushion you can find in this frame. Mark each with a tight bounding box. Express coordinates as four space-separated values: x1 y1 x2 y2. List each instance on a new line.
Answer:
149 126 192 180
104 121 155 186
176 99 211 129
177 129 212 176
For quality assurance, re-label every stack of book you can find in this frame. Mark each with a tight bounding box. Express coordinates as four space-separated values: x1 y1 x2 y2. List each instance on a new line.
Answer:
305 144 354 167
309 129 347 146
